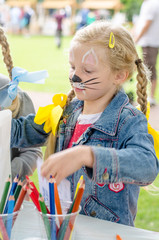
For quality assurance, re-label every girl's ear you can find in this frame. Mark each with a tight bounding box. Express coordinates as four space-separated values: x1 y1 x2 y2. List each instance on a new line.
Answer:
114 70 129 85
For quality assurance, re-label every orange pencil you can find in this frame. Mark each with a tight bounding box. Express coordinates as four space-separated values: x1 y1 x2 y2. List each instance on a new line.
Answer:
53 177 63 226
72 179 85 213
53 178 62 215
116 234 123 240
63 180 85 240
14 183 27 212
26 186 41 212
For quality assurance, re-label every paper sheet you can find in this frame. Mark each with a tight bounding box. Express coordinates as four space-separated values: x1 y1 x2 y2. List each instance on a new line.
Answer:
0 110 12 199
37 157 71 203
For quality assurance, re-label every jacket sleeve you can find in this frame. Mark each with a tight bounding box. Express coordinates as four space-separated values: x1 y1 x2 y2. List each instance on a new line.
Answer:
91 114 159 186
11 114 49 148
11 147 43 180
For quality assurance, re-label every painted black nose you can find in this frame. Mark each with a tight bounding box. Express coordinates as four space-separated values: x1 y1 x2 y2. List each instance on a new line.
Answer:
72 74 82 82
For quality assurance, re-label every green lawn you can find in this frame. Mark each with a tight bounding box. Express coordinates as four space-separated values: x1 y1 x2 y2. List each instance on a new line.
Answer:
1 34 159 232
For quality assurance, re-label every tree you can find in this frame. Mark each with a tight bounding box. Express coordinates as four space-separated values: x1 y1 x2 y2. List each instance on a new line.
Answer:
120 0 143 22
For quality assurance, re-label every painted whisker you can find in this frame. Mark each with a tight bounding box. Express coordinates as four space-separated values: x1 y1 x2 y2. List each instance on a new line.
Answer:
83 77 98 84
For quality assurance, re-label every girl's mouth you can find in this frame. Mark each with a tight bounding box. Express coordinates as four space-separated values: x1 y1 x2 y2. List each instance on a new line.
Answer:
72 82 85 90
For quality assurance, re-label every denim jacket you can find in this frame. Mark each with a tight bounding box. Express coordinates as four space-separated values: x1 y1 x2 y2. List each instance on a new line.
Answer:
11 90 159 226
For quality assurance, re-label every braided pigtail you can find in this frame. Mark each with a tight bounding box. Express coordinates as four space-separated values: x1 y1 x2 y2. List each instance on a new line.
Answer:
0 27 20 116
0 28 13 79
135 59 150 115
44 89 75 160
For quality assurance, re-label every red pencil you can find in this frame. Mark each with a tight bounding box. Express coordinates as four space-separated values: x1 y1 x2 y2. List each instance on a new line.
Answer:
0 216 9 240
26 186 41 212
26 175 39 199
14 183 28 212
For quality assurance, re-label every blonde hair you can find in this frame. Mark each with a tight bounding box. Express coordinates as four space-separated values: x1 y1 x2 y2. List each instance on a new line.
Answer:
45 89 75 159
0 27 20 117
45 21 150 159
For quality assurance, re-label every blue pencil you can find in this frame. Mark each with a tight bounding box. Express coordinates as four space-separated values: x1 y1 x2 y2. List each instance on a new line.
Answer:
49 177 57 240
49 177 55 215
3 175 19 214
6 194 15 239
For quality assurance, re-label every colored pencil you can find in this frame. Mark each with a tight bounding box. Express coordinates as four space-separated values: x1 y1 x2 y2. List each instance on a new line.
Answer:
6 194 15 239
0 216 9 240
0 175 11 214
39 194 51 240
74 175 83 200
26 186 41 212
58 179 85 240
49 177 55 215
116 234 123 240
63 180 85 240
53 178 63 226
71 179 85 213
26 175 39 199
49 177 57 240
14 183 27 212
4 175 19 214
14 178 24 204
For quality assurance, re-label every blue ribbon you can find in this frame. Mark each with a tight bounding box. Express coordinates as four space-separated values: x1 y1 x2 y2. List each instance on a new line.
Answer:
0 67 48 108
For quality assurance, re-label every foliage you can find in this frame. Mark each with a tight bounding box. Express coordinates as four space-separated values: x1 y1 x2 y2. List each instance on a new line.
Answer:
120 0 143 22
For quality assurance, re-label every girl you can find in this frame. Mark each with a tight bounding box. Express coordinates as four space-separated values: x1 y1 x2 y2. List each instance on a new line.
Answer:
0 27 44 180
11 21 158 226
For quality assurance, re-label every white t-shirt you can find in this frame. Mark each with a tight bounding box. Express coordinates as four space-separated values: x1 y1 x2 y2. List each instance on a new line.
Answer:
136 0 159 47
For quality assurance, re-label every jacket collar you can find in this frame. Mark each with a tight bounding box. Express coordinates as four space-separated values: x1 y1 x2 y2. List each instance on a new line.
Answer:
65 89 129 136
92 90 129 136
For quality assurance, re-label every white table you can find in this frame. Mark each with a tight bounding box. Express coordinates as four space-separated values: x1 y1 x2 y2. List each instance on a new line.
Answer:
12 201 159 240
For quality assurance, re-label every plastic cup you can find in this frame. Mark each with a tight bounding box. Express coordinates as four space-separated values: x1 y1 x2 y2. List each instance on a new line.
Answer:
38 201 81 240
0 211 19 240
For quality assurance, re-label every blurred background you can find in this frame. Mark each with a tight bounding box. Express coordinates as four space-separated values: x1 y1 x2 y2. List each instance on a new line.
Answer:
0 0 159 233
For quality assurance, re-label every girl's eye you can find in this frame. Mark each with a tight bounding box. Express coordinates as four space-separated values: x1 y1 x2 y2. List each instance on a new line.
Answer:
85 69 92 73
70 66 75 70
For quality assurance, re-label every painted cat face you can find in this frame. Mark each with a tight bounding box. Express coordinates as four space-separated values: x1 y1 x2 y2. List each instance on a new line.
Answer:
69 43 116 102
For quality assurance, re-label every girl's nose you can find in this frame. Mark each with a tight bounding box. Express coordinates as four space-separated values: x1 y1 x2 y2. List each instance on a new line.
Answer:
72 74 82 83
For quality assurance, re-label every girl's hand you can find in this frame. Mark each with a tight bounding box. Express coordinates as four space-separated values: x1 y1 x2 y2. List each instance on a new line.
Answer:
41 145 94 185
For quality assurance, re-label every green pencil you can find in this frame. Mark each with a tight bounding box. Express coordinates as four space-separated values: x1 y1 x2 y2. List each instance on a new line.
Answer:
0 175 11 214
39 193 51 240
14 178 24 204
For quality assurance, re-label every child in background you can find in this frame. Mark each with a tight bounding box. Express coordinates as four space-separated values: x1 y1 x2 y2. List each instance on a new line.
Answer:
11 21 158 226
0 27 43 180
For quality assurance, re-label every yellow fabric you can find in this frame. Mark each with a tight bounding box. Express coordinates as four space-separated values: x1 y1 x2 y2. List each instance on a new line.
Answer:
34 93 67 136
137 103 159 159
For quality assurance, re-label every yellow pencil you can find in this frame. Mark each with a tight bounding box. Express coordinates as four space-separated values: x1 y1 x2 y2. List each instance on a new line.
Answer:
74 175 83 200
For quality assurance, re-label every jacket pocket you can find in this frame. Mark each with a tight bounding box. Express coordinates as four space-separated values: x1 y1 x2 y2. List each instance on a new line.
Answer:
83 195 119 223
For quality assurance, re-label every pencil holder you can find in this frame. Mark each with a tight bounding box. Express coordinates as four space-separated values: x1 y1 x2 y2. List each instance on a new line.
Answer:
39 201 81 240
0 211 19 240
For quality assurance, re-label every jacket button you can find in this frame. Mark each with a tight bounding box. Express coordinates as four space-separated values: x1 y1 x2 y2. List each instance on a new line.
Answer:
90 211 96 217
102 172 109 180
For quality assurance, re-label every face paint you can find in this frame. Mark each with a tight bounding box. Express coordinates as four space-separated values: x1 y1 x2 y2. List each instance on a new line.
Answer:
72 74 82 83
69 48 100 91
69 48 75 63
82 48 98 66
69 75 100 90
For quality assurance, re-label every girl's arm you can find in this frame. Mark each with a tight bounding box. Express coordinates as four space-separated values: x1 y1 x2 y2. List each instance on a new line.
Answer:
41 114 159 186
11 147 42 180
11 114 49 148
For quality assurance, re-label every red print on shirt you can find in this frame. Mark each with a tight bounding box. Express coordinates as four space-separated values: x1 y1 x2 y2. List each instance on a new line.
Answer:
108 183 125 193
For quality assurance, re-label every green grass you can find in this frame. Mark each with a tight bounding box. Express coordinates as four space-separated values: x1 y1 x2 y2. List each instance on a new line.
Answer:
1 34 72 93
1 34 159 232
